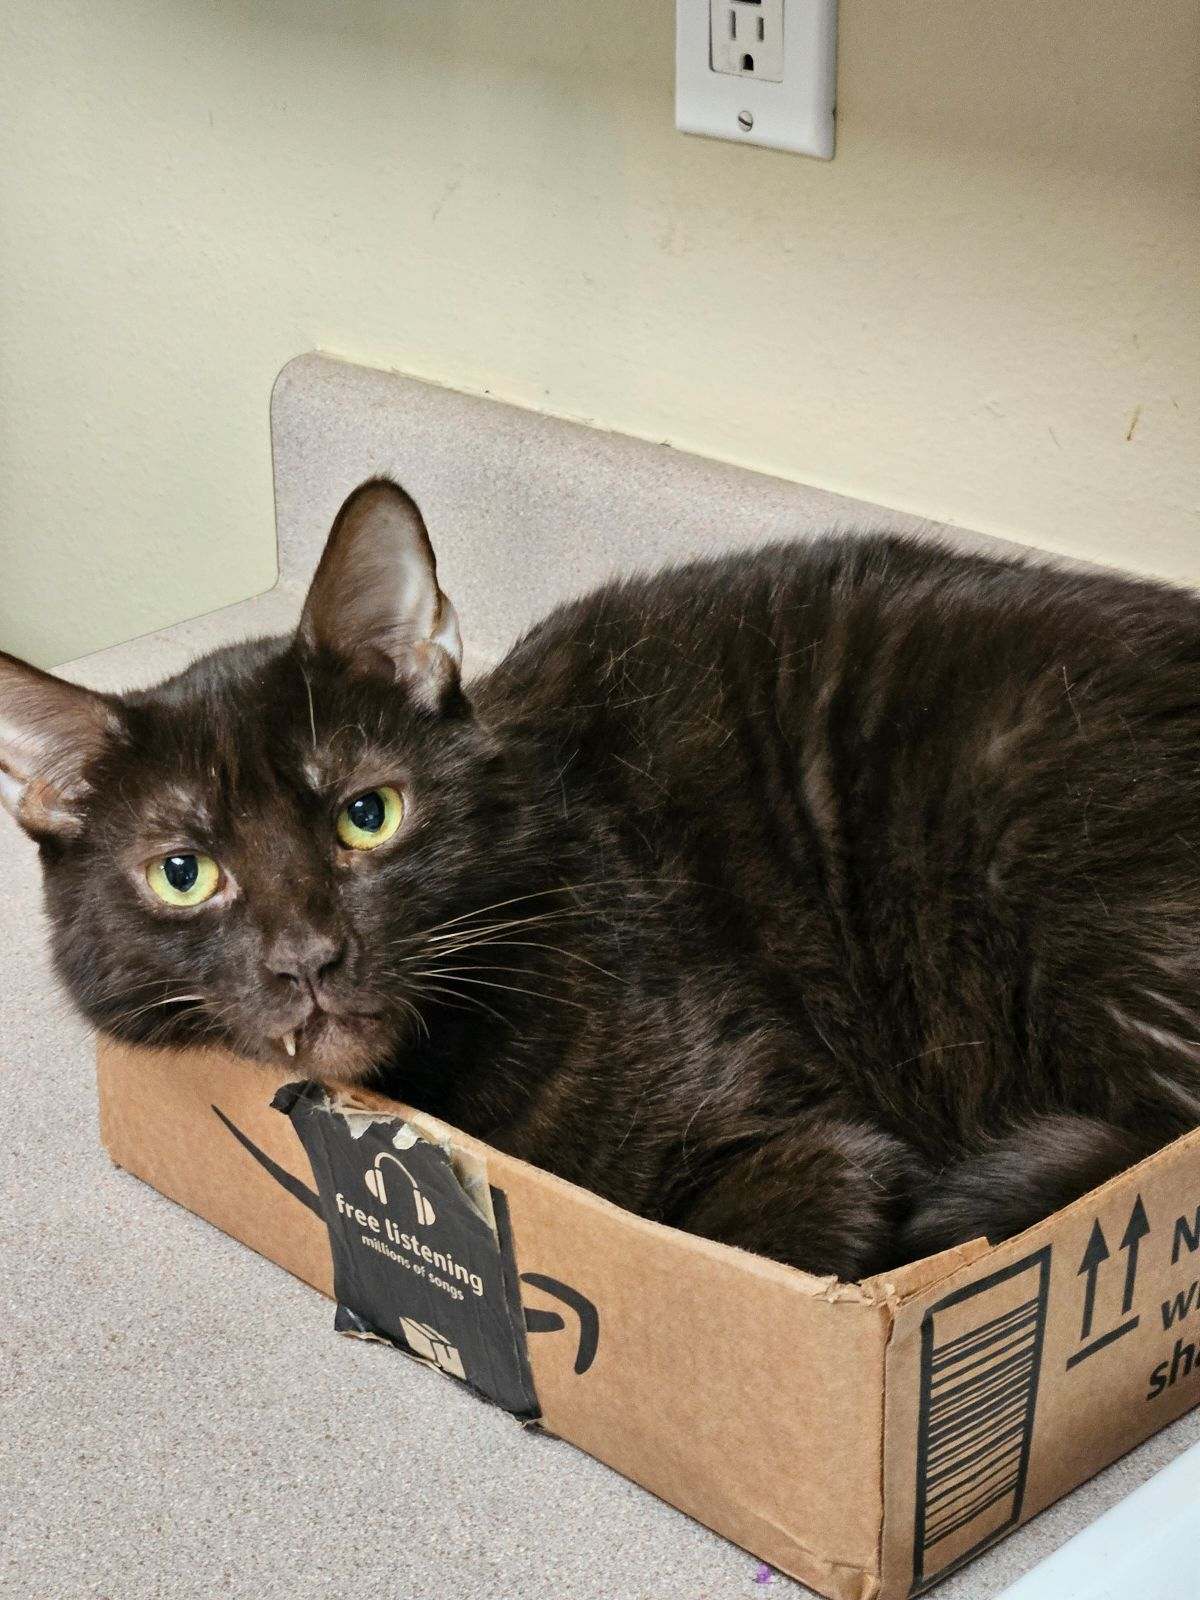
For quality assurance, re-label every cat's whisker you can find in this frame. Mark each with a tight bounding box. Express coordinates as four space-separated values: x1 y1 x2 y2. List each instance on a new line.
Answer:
142 1018 187 1049
394 995 430 1044
393 906 618 956
132 1002 211 1051
101 993 206 1031
410 962 581 992
422 914 613 948
410 883 612 938
300 667 318 751
79 974 197 1007
419 936 621 984
407 877 678 943
381 917 601 967
409 980 509 1027
409 971 590 1013
407 904 611 940
381 875 696 960
420 910 599 942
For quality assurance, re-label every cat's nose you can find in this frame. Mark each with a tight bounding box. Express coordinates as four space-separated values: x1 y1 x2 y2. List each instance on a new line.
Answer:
263 929 347 993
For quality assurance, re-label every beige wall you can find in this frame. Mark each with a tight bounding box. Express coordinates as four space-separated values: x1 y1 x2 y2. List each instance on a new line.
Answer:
1 0 1197 668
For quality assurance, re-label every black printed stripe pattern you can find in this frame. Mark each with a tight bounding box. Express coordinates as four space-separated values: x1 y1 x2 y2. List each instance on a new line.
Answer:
911 1248 1052 1591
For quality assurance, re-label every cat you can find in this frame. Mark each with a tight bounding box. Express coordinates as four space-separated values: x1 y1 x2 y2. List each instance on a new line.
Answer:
3 477 1199 1281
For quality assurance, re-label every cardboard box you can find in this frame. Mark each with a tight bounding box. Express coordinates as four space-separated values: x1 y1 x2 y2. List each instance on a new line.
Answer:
97 1040 1200 1599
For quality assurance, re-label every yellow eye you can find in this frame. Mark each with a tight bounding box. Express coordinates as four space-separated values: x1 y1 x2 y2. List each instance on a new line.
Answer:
337 785 404 850
147 852 222 907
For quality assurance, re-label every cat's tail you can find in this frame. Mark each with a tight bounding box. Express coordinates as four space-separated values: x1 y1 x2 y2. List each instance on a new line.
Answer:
902 1114 1163 1259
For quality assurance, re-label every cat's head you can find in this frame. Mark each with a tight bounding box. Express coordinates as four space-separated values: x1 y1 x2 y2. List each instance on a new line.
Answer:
0 480 525 1083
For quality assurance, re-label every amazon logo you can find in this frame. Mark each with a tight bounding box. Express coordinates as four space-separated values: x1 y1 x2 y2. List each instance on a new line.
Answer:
212 1103 600 1378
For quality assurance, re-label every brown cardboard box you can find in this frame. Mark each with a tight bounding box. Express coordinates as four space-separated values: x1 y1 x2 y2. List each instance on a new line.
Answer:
97 1039 1200 1599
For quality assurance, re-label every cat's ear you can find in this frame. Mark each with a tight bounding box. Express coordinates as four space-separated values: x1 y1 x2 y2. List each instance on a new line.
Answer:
299 479 463 710
0 653 118 839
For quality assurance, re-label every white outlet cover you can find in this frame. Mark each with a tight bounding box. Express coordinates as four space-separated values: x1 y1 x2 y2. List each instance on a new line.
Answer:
676 0 837 159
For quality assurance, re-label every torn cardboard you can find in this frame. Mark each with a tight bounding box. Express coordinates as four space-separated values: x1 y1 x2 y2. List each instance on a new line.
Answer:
97 1039 1200 1599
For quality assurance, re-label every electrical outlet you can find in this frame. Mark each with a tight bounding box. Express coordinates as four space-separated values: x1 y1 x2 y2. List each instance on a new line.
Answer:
676 0 837 159
710 0 784 83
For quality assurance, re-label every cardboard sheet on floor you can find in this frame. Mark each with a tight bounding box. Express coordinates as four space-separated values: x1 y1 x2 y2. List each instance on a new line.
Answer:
98 1040 1200 1600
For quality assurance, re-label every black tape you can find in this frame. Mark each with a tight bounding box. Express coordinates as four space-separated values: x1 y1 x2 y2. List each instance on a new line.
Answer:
274 1081 539 1419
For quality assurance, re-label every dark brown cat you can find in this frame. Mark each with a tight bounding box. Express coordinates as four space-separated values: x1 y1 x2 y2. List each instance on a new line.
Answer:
3 480 1199 1279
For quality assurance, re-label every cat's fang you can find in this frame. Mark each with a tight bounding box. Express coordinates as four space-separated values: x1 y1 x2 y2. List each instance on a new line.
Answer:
282 1032 297 1057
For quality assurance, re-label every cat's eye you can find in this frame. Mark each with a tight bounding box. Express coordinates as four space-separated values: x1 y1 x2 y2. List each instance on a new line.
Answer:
336 785 404 851
146 852 222 907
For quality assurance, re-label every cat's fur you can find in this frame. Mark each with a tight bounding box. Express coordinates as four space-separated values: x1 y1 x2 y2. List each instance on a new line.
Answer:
3 479 1199 1280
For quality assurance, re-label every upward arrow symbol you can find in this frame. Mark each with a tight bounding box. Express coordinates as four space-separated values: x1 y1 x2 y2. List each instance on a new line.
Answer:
1119 1195 1151 1314
1077 1219 1110 1341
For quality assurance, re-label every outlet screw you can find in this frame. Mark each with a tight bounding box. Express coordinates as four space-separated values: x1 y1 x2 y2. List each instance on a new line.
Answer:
737 109 754 131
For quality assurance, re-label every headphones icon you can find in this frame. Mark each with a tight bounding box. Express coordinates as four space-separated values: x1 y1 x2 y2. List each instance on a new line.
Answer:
364 1151 437 1226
